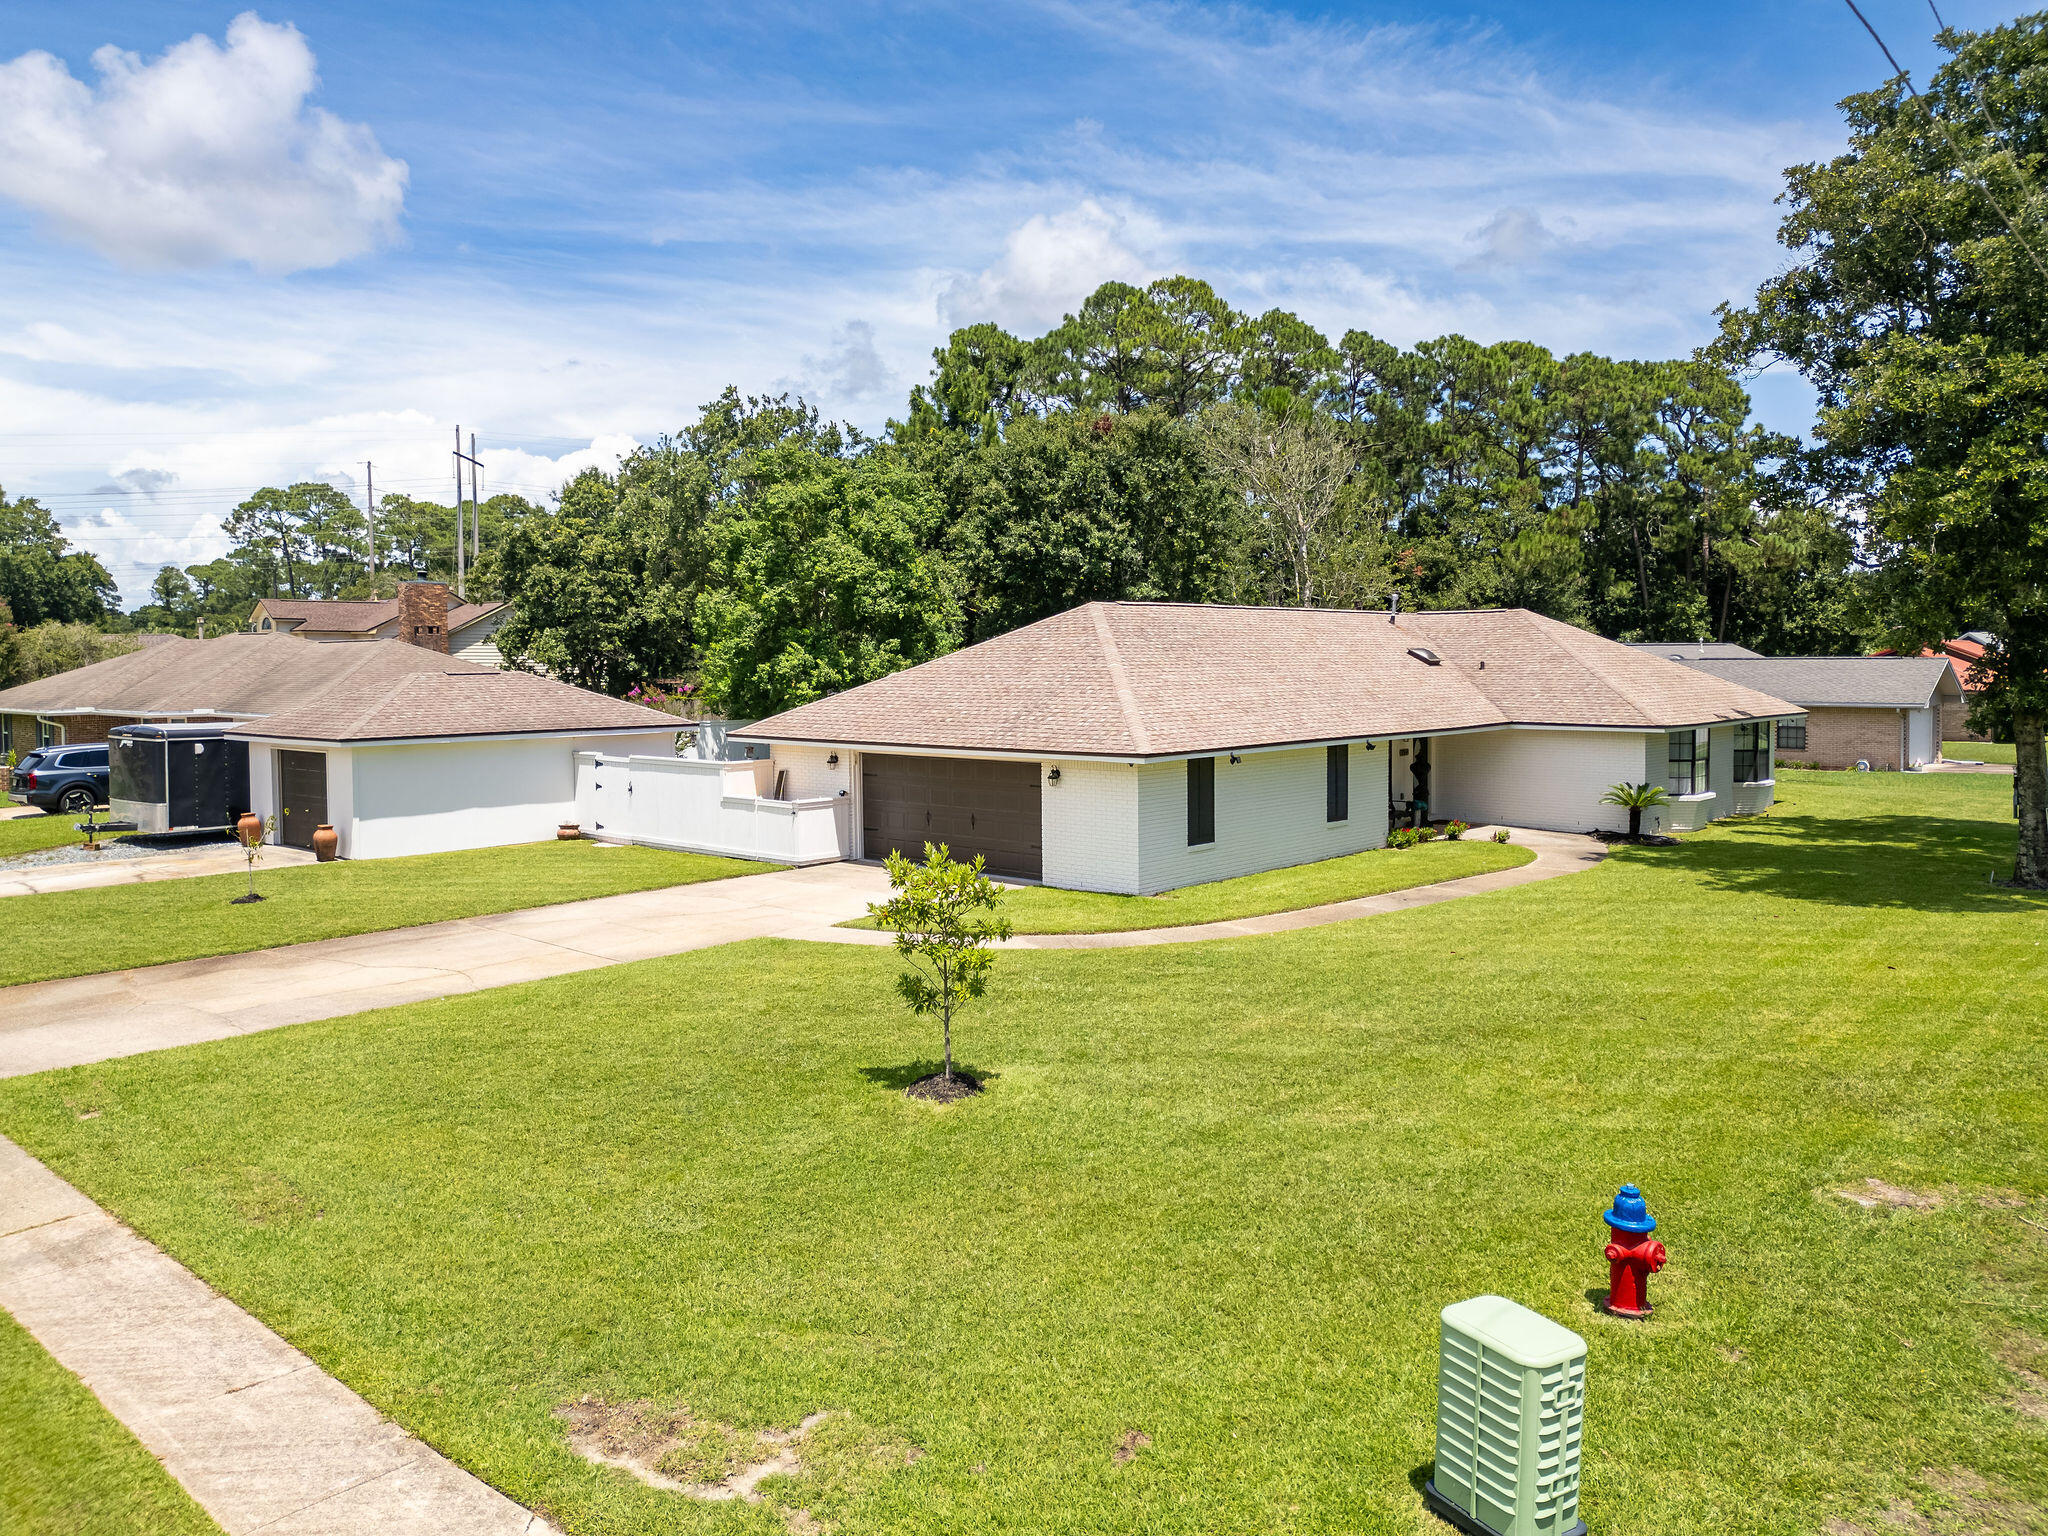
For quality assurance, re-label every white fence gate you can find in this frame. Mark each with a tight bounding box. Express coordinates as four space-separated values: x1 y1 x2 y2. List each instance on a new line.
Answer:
573 753 851 865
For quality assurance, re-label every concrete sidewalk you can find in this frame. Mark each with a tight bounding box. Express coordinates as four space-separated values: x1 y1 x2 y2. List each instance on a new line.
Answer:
0 841 318 899
0 1136 558 1534
0 861 892 1079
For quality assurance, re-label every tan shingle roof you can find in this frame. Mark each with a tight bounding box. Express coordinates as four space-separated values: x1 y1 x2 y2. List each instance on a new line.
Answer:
258 598 505 633
227 668 679 743
735 602 1801 758
0 634 495 718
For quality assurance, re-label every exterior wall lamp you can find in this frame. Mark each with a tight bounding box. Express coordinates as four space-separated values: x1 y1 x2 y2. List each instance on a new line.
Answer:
1229 754 1242 765
1046 767 1062 783
826 753 839 765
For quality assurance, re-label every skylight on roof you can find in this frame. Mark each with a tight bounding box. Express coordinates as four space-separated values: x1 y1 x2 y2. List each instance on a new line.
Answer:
1406 646 1442 666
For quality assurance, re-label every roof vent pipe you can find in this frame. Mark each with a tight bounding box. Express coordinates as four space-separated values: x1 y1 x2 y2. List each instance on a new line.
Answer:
1389 591 1401 622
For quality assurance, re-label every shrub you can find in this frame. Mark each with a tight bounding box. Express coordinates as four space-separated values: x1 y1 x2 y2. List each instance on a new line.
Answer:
1491 827 1511 844
1388 826 1421 849
1417 824 1442 842
1444 820 1470 841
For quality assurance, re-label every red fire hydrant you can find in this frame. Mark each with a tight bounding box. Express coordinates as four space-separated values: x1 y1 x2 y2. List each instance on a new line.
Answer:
1602 1183 1666 1318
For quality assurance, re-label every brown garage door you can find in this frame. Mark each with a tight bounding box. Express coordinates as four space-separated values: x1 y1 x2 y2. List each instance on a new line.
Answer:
277 749 328 850
862 754 1041 880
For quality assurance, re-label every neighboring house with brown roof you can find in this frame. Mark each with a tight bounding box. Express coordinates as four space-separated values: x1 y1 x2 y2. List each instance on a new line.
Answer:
724 602 1800 894
249 586 512 668
1660 654 1962 772
226 669 677 859
1 582 679 859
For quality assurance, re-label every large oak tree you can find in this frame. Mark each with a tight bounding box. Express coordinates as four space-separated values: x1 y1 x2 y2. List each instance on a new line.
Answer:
1722 12 2048 885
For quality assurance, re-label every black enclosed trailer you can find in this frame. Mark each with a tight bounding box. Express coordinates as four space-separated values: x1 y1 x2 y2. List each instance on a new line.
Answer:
109 723 251 834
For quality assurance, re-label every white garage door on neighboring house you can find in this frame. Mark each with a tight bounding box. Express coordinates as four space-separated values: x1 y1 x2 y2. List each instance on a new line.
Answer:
861 754 1042 880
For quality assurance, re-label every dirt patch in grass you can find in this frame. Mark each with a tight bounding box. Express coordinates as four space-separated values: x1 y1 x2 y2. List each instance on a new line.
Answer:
1997 1334 2048 1421
905 1072 982 1103
1824 1468 2047 1534
558 1397 925 1529
189 1162 318 1226
1830 1178 1945 1212
1112 1429 1152 1465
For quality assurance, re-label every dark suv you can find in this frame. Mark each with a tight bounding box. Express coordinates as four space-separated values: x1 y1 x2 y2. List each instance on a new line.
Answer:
10 744 110 815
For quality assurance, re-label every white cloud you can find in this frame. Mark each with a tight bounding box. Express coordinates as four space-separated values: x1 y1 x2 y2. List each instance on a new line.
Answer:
939 199 1166 332
0 12 406 273
797 320 894 402
1461 206 1563 271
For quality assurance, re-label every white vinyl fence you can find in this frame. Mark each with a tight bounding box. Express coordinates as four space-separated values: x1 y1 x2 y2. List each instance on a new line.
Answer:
573 752 851 865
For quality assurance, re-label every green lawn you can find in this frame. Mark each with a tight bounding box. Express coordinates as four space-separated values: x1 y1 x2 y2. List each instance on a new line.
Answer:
0 1309 223 1536
0 841 758 988
0 810 94 861
849 837 1533 933
1946 739 2019 764
1 773 2043 1536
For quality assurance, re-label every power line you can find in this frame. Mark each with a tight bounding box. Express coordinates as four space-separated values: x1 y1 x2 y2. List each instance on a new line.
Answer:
1840 0 2048 281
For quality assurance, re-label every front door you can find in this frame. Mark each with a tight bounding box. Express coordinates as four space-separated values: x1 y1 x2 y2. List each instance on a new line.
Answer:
278 750 328 849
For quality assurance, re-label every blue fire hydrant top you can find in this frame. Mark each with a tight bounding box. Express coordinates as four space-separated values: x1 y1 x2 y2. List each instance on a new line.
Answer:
1604 1182 1657 1233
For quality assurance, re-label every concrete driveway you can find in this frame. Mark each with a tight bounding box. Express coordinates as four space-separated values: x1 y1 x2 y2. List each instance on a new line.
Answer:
0 861 893 1078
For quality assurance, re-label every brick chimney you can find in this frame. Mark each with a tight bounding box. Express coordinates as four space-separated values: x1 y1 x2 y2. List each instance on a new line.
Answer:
397 580 450 653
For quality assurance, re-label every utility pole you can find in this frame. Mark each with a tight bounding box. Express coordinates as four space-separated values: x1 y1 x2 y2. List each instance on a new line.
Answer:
468 431 481 566
453 428 485 601
363 461 376 577
453 425 466 599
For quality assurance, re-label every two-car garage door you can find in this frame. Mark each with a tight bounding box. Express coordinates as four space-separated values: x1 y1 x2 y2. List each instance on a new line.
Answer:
861 754 1042 880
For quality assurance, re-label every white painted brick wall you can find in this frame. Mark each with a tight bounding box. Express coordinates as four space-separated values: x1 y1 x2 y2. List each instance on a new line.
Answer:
771 744 854 801
1134 744 1391 895
1430 728 1658 835
1040 759 1141 893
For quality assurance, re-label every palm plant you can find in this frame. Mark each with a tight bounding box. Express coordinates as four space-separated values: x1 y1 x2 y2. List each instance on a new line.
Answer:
1599 781 1671 840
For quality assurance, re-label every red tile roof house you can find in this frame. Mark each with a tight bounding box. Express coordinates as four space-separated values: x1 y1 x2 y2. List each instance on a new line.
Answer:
727 602 1800 894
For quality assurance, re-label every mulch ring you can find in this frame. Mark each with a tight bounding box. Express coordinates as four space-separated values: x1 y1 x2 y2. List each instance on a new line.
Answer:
905 1072 983 1104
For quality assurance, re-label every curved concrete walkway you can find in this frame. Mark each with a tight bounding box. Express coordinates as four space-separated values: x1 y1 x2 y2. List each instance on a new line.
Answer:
805 828 1604 951
0 831 1604 1080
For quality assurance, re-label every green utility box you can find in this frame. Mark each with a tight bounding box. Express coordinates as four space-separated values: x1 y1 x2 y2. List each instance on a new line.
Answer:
1426 1295 1587 1536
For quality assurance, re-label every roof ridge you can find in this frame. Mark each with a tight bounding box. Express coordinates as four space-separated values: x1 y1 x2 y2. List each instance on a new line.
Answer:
1089 604 1152 755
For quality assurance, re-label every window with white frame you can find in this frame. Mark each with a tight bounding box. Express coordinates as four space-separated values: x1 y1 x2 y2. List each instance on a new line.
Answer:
1667 728 1708 796
1733 721 1772 782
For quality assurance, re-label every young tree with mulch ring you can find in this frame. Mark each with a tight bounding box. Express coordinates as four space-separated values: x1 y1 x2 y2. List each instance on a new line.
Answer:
867 842 1012 1101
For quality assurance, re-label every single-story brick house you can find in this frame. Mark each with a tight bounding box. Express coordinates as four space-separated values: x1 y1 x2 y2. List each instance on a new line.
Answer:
1658 654 1963 772
730 602 1800 894
249 588 512 667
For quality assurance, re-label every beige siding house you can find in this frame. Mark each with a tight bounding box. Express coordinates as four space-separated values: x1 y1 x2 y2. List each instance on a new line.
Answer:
732 603 1800 896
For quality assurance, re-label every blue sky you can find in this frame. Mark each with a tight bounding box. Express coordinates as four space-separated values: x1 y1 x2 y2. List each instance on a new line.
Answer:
0 0 2016 605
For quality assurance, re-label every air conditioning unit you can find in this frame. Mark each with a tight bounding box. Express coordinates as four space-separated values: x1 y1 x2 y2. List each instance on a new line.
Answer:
1426 1295 1587 1536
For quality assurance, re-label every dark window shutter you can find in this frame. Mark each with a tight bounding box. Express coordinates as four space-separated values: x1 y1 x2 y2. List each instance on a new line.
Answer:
1187 757 1215 845
1326 744 1349 822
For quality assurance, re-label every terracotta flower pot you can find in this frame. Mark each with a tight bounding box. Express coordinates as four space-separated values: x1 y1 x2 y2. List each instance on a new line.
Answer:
312 823 339 862
236 811 262 846
557 822 582 840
